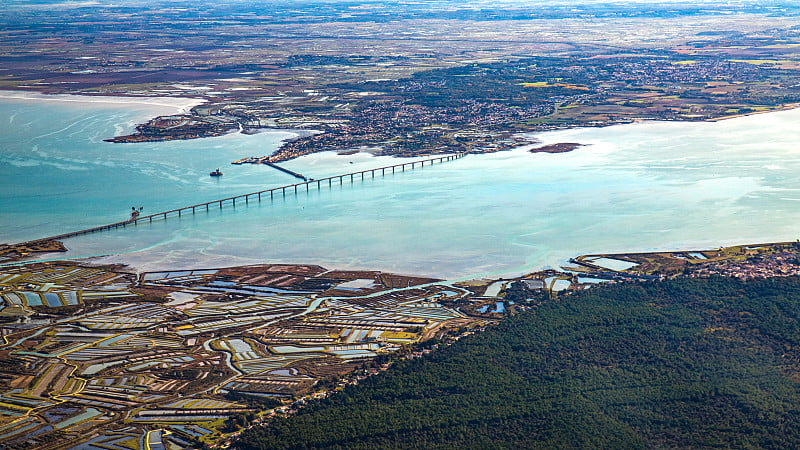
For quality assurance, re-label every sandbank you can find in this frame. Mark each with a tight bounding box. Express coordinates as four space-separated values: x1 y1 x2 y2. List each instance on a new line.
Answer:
0 90 206 115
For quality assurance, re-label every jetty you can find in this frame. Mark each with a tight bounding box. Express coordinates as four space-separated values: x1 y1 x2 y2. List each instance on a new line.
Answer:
264 161 306 181
17 153 466 246
231 156 307 181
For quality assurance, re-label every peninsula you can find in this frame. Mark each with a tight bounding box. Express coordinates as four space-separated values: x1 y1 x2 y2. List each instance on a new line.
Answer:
2 1 799 162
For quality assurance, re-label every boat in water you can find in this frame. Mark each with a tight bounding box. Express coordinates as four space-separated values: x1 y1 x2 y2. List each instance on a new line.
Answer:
210 169 223 177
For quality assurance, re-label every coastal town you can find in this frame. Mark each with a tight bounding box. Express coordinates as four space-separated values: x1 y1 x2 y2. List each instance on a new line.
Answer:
3 0 800 448
2 1 799 162
103 52 800 162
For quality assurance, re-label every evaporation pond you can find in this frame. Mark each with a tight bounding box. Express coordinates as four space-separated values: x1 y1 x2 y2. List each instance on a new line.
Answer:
587 258 639 271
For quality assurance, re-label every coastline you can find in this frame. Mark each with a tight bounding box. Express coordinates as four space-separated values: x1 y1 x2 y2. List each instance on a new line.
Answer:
0 87 323 167
0 89 207 115
70 232 800 283
705 102 800 122
3 94 800 282
3 87 798 164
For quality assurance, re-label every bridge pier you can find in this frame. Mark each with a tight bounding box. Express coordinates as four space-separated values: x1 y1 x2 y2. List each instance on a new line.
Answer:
18 153 467 245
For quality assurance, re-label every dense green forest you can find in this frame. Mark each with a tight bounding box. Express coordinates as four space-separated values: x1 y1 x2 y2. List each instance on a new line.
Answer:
235 276 800 449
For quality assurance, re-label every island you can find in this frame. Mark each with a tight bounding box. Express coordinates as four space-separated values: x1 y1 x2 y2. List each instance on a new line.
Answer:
529 142 584 154
1 1 799 162
3 1 800 448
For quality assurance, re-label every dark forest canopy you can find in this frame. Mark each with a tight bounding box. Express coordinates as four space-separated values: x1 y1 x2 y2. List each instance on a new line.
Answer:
235 276 800 449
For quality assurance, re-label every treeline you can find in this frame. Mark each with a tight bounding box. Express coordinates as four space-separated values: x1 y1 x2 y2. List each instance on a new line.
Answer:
234 276 800 449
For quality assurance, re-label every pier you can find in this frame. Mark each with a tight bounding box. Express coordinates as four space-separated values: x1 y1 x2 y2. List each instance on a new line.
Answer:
20 153 466 246
263 161 307 181
232 156 307 181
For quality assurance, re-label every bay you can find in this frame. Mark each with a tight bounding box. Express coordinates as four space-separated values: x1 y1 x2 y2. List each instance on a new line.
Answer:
1 93 799 279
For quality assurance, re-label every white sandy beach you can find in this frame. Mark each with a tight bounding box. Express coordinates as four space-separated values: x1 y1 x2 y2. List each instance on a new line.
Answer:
0 90 206 114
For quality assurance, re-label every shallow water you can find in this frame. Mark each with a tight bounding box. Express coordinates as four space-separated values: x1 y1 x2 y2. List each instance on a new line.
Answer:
2 96 800 279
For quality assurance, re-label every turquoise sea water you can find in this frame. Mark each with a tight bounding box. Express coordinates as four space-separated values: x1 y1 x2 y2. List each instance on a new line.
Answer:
2 95 800 279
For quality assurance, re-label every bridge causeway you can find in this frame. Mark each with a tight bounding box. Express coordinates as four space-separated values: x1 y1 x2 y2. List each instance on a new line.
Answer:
22 153 466 245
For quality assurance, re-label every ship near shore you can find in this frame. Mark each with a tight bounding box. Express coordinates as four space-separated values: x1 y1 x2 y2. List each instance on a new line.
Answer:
3 97 800 279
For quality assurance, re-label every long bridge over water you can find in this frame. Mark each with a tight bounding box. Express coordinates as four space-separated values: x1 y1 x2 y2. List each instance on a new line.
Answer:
22 153 466 245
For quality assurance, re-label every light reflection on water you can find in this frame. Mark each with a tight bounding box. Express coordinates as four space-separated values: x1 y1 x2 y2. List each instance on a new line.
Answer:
2 96 800 279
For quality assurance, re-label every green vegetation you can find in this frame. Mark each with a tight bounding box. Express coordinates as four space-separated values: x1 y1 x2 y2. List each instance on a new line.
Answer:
224 391 283 410
224 412 257 433
235 276 800 449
